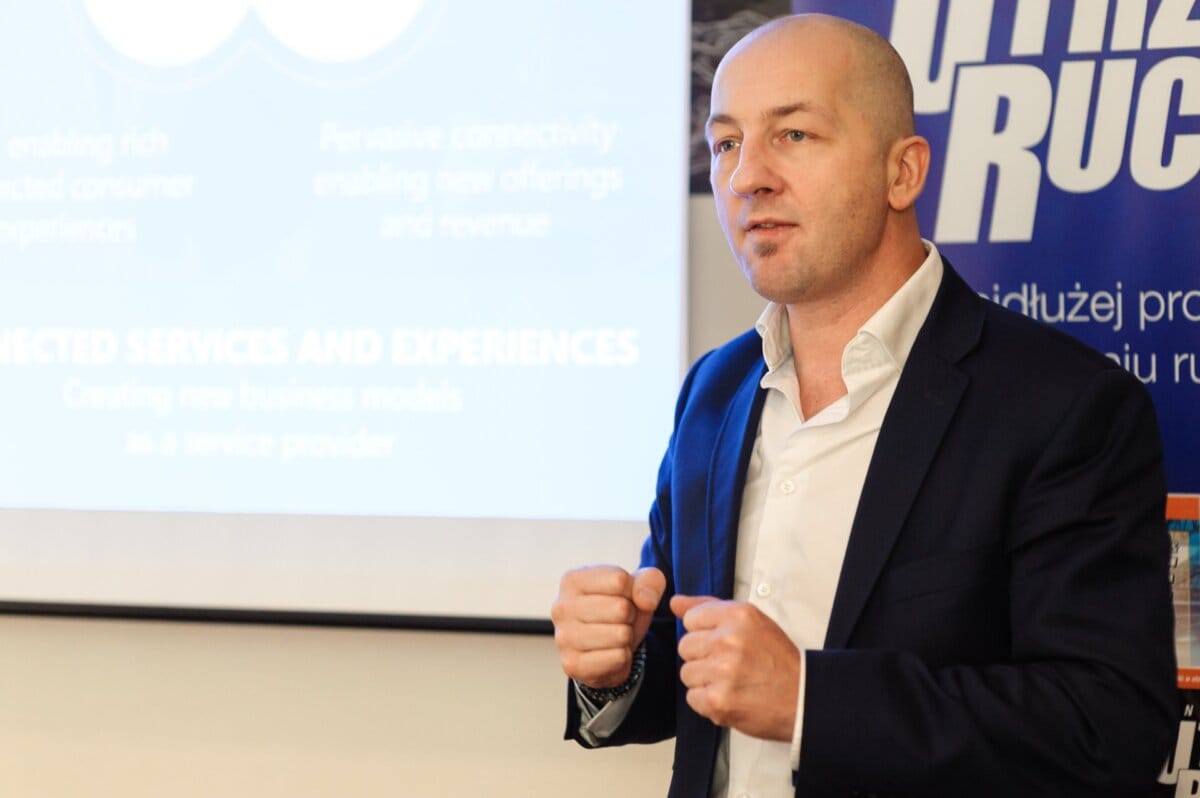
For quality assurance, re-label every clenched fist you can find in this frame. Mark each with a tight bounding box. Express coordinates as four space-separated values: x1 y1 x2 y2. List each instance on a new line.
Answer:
671 594 800 742
551 565 666 688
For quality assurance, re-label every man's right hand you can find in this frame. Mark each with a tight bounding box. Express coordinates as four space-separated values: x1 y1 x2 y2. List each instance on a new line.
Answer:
551 565 667 688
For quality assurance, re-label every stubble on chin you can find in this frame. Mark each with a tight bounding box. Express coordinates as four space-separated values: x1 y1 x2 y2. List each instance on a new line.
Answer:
741 244 815 304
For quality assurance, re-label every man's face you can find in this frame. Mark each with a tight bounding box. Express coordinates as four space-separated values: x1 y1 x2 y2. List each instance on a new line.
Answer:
707 27 892 306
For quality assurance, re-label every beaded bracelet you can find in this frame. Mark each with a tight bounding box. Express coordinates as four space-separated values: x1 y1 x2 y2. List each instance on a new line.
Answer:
577 640 647 704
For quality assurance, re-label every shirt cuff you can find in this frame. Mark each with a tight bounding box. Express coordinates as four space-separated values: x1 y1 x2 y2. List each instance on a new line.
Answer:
573 671 644 746
790 650 807 770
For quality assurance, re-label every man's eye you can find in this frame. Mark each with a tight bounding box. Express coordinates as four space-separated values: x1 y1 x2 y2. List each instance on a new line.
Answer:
713 139 738 155
785 130 807 142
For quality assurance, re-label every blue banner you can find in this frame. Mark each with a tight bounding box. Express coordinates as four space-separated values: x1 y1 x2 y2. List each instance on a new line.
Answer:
788 0 1199 494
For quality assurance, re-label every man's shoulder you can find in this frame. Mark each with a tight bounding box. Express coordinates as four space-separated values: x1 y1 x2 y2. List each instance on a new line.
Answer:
973 296 1125 381
934 262 1128 389
943 287 1156 433
686 329 763 388
668 329 764 422
701 327 763 369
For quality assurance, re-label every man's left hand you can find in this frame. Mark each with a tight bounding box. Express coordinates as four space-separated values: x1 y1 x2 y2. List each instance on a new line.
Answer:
671 595 800 742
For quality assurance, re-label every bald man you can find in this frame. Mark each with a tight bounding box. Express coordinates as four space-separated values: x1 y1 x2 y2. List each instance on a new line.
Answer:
552 14 1175 798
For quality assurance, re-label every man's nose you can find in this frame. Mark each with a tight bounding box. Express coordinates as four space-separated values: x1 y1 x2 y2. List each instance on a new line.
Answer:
728 141 781 197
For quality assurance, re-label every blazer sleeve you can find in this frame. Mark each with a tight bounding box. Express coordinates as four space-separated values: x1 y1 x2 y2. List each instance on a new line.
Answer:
794 367 1177 797
562 481 680 748
562 352 719 748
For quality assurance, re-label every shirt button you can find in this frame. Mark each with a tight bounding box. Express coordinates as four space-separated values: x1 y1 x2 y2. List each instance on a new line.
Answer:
780 479 795 494
755 582 771 598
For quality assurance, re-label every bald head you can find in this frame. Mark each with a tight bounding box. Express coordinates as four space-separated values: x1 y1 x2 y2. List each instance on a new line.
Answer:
705 12 931 308
719 14 915 150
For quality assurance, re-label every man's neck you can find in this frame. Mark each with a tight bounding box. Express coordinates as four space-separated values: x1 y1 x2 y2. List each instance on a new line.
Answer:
784 239 926 419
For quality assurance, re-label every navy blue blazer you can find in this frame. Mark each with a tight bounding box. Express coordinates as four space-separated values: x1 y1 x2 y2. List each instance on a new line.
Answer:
566 262 1176 797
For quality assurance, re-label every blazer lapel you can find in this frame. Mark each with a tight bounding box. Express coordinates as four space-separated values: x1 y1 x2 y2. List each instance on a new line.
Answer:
824 263 983 648
705 363 767 598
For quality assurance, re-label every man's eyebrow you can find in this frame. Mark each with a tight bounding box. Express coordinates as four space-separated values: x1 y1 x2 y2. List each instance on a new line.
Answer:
764 101 825 121
704 113 736 136
705 101 828 134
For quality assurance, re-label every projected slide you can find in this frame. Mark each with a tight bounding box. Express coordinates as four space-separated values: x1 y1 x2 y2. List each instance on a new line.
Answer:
0 1 687 524
0 1 688 620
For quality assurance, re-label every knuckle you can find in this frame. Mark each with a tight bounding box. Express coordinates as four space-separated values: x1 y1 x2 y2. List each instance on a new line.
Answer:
709 685 730 714
681 663 702 689
560 568 583 589
553 623 577 651
582 565 632 596
603 596 635 624
609 569 634 596
731 603 754 624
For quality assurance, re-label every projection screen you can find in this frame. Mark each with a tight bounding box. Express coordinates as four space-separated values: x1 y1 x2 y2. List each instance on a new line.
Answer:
0 0 691 625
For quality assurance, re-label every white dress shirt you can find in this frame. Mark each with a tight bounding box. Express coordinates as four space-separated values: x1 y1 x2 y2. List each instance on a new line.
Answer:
581 244 944 798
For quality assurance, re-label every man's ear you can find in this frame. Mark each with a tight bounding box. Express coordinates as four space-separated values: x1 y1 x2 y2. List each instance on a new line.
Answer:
887 135 930 212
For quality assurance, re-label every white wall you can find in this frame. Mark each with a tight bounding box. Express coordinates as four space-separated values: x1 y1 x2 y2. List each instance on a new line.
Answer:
0 617 668 797
0 196 762 798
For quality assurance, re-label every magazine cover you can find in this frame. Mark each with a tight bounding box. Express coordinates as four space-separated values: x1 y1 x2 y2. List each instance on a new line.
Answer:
1163 495 1200 794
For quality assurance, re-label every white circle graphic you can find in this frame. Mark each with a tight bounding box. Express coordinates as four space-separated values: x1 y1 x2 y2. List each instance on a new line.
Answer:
83 0 426 66
254 0 426 63
83 0 250 67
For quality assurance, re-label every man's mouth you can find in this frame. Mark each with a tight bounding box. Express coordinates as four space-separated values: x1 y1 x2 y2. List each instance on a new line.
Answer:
745 219 794 232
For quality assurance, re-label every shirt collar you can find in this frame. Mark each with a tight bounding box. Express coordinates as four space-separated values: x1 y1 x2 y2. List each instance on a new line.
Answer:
855 239 943 372
754 302 792 373
755 241 942 369
753 241 944 420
